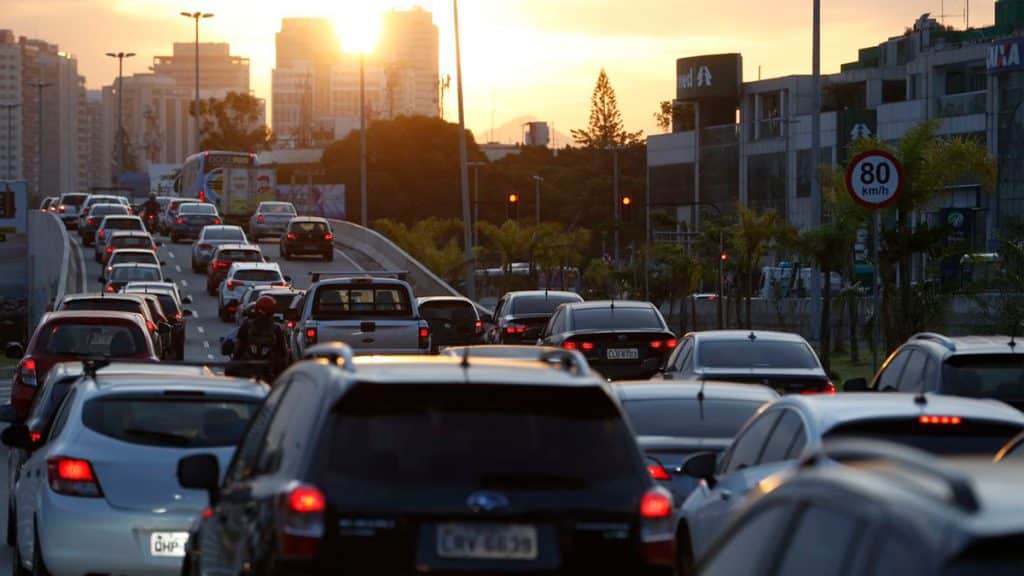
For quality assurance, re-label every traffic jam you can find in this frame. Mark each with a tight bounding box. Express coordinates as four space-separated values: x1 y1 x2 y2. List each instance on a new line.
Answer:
7 192 1024 575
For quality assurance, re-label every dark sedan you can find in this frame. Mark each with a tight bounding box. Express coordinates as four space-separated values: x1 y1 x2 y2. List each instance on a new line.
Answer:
170 203 221 242
280 217 334 261
486 290 584 344
417 296 485 352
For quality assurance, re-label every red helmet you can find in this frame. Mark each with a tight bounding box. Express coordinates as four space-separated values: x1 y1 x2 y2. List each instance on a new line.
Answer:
253 296 276 317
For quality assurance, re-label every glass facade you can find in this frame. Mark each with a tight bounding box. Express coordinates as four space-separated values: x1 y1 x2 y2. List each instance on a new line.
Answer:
996 70 1024 232
747 152 786 215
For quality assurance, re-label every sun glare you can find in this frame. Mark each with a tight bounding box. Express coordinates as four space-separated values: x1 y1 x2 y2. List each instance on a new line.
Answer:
334 4 381 54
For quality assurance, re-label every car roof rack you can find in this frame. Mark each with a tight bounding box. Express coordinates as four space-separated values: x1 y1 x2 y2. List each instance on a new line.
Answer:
910 332 956 352
537 349 593 377
303 342 356 372
309 270 409 283
802 439 979 514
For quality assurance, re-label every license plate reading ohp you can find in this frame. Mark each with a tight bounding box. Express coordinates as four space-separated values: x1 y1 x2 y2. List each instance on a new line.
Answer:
437 523 538 560
150 532 189 557
607 348 639 360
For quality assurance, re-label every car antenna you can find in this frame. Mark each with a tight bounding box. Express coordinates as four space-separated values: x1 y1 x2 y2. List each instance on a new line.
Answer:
697 379 706 421
1010 320 1019 350
460 345 470 370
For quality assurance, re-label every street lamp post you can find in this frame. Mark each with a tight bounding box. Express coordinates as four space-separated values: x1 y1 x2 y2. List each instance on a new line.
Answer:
468 161 486 245
359 53 368 227
532 175 543 225
1 103 20 180
180 11 214 155
453 0 475 301
105 51 135 178
809 0 824 341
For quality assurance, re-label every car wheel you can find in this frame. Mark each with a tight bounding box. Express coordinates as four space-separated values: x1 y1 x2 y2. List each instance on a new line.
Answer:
30 527 49 576
6 499 14 547
281 248 290 261
676 524 695 576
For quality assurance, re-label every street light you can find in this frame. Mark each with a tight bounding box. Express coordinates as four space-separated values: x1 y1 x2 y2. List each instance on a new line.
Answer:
453 0 475 300
105 51 135 178
180 11 214 155
532 175 544 225
0 102 21 180
468 161 487 244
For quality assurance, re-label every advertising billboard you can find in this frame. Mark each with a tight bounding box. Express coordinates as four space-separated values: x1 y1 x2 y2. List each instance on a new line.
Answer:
676 53 742 101
277 184 346 220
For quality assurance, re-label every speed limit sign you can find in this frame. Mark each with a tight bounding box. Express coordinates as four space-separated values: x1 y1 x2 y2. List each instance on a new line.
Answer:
845 150 904 209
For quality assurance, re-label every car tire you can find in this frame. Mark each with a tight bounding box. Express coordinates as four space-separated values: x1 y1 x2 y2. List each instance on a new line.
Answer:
281 248 290 261
6 499 14 547
676 524 695 576
31 527 49 576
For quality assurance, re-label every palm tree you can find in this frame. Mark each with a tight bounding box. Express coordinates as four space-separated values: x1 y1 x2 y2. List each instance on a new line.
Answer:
728 204 791 328
477 221 536 291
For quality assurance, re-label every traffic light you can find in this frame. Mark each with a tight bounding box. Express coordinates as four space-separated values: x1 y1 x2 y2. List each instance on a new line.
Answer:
720 251 729 262
506 193 519 220
619 195 633 223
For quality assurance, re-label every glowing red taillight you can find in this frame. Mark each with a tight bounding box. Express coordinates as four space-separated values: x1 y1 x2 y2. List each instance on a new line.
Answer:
505 324 527 335
474 320 483 334
304 327 317 345
104 285 115 292
562 341 577 350
324 233 333 241
802 382 837 395
419 326 430 349
288 486 326 513
226 280 239 289
647 463 672 481
17 357 37 387
212 218 222 225
286 233 297 241
580 341 596 351
198 190 205 202
257 215 265 223
47 457 102 497
279 484 325 559
176 217 184 225
146 321 157 333
919 415 962 425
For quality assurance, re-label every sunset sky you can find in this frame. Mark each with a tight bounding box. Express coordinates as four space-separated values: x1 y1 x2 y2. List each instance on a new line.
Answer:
5 0 993 142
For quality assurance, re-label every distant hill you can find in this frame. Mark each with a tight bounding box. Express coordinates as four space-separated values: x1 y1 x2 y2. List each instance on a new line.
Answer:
479 116 571 147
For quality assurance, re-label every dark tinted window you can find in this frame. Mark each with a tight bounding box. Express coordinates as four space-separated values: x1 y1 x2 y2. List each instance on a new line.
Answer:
180 204 217 215
104 218 144 231
571 308 662 331
61 300 142 315
61 195 87 206
620 398 766 439
91 205 128 216
874 532 924 576
701 504 793 576
420 301 478 324
218 249 262 262
111 236 152 249
898 351 927 392
942 355 1024 400
110 252 158 265
110 267 161 282
153 294 179 315
234 270 283 283
203 228 245 241
313 286 412 318
942 535 1024 576
36 322 147 357
775 506 863 576
227 383 290 484
27 377 77 435
698 340 819 369
291 221 327 233
319 385 642 489
83 397 259 447
877 350 911 390
825 418 1024 456
759 410 805 463
510 294 581 315
724 410 780 473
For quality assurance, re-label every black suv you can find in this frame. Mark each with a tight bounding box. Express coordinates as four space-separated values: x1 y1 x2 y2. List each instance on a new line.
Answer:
848 332 1024 410
281 217 334 261
697 440 1024 575
417 296 486 352
486 290 584 344
178 348 674 575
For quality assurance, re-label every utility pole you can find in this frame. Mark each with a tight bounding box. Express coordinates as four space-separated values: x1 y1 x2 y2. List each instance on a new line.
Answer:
32 81 52 203
809 0 824 342
1 103 20 180
105 51 135 178
612 147 621 269
360 52 368 227
532 175 543 225
468 161 486 245
454 0 475 301
180 11 214 155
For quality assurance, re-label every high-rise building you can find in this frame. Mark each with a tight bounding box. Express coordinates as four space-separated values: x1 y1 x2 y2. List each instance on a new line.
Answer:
276 18 341 124
0 31 23 182
151 43 250 97
84 90 104 189
379 8 440 118
36 45 82 198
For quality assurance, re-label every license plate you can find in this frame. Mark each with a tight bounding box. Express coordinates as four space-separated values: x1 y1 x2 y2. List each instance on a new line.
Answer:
437 523 538 560
150 532 189 557
607 348 639 360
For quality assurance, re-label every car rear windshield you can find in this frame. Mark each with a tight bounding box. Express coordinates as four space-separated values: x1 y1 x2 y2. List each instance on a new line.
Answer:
92 205 128 216
824 418 1024 456
234 270 282 283
111 267 161 282
420 301 477 324
62 300 142 315
942 535 1024 576
262 204 295 214
313 285 412 318
111 253 157 265
36 323 147 357
511 295 581 315
105 219 143 231
181 204 217 215
621 398 767 439
572 308 663 331
318 384 642 490
698 340 820 369
204 229 245 241
291 221 328 233
112 237 151 249
218 249 262 262
61 195 87 206
942 355 1024 401
82 397 260 448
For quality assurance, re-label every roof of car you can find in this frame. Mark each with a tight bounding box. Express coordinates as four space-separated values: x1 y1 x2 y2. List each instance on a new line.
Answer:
259 201 294 207
87 373 268 398
778 393 1024 432
228 262 280 272
417 296 474 305
688 330 812 343
506 290 581 300
61 293 144 302
47 361 212 379
214 243 260 252
903 333 1021 357
109 249 156 256
123 281 176 291
612 381 780 403
317 355 604 387
289 216 327 223
565 300 654 311
110 263 160 270
100 215 143 222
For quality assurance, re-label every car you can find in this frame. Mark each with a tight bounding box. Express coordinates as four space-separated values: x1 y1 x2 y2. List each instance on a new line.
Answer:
54 193 89 228
612 381 779 505
231 284 277 325
206 244 264 295
158 197 190 236
133 293 176 359
249 201 296 240
675 393 1024 573
538 300 678 380
102 231 159 264
93 215 147 262
190 225 248 273
279 216 334 261
79 194 130 220
696 440 1024 576
417 296 486 352
38 197 58 212
662 330 835 395
103 263 165 293
78 203 129 245
234 287 300 327
4 364 268 576
847 332 1024 411
55 293 168 357
123 281 190 308
440 344 591 362
123 285 195 360
486 290 584 344
218 263 288 322
177 348 675 575
170 202 221 243
104 248 163 277
4 311 159 418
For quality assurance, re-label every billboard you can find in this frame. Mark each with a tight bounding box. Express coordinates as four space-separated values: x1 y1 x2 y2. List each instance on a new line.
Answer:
0 180 27 234
676 53 742 101
276 184 346 220
988 37 1024 74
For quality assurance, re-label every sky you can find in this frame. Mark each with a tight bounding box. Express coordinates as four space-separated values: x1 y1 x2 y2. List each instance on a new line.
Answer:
4 0 995 143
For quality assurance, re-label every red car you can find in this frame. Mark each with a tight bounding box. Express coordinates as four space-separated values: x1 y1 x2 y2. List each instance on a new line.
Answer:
4 311 158 418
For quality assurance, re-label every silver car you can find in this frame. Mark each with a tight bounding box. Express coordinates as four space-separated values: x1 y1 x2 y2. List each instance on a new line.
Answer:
190 225 248 273
217 262 288 322
6 368 268 576
93 215 147 262
248 201 296 241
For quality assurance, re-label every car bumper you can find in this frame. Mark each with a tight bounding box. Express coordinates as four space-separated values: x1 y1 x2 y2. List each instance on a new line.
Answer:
283 240 331 253
588 358 663 381
251 223 288 236
38 492 199 576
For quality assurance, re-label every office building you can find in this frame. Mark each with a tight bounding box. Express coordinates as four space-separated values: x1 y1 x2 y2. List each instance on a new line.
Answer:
0 31 22 181
151 43 250 97
379 8 440 118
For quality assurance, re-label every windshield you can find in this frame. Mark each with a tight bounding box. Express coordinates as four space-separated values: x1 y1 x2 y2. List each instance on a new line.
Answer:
103 218 143 231
36 322 148 358
180 204 217 215
572 308 662 331
82 397 260 448
825 419 1024 456
91 205 128 216
621 397 767 438
204 228 245 241
111 267 161 282
110 253 157 266
420 301 478 324
510 295 581 315
313 285 412 318
61 195 87 206
61 300 142 315
218 249 262 262
234 269 282 282
698 340 820 369
942 355 1024 401
262 204 296 214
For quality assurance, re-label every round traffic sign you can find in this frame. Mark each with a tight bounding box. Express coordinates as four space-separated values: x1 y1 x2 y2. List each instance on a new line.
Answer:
845 150 904 210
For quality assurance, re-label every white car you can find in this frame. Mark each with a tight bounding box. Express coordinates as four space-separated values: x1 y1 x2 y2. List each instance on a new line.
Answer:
217 262 288 322
79 194 131 224
93 216 147 262
190 225 248 273
104 249 163 278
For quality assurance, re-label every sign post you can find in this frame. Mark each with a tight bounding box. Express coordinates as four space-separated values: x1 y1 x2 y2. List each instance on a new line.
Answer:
845 150 904 372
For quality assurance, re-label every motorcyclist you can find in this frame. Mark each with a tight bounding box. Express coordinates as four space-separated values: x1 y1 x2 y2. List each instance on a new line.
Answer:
230 295 288 382
141 192 161 231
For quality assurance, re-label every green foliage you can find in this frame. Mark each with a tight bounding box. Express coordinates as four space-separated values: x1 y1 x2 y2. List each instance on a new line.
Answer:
572 69 643 149
654 100 695 133
728 204 795 328
194 92 272 153
583 258 614 297
373 218 466 286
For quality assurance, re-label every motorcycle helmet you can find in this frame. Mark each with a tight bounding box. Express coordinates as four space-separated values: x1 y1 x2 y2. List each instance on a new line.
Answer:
254 295 276 317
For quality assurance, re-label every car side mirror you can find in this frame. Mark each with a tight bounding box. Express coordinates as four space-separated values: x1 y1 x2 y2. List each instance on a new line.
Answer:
5 342 23 360
679 452 718 488
0 403 20 424
1 424 31 450
182 295 193 305
844 378 869 392
221 339 235 356
177 454 220 504
522 327 542 341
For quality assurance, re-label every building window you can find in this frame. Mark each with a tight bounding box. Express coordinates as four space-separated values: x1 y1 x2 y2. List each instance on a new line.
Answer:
748 152 787 214
797 147 834 198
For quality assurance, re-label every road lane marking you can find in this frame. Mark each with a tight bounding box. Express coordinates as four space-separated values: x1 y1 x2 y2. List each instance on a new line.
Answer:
207 354 214 360
175 265 182 273
181 279 189 287
196 326 205 334
203 341 210 349
167 250 175 258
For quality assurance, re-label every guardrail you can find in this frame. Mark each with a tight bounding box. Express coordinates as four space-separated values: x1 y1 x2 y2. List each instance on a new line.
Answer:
27 211 71 331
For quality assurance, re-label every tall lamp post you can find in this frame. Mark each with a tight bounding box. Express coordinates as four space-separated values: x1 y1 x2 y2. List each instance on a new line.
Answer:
1 103 20 180
467 161 486 244
180 11 214 155
359 52 368 227
809 0 824 341
532 175 544 225
453 0 475 301
105 51 135 178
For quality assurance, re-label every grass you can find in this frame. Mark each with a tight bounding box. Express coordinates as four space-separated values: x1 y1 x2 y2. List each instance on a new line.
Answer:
828 345 877 390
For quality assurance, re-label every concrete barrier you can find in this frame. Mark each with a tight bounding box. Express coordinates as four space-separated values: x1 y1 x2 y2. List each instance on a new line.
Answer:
27 211 70 330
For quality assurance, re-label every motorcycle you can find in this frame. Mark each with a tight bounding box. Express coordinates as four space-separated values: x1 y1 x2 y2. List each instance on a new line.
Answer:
144 212 158 233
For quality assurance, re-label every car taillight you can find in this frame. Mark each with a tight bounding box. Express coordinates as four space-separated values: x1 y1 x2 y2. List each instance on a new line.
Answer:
304 327 317 345
199 243 213 251
640 487 674 566
562 341 577 350
176 217 184 224
86 217 97 226
287 320 296 329
647 463 672 481
47 457 103 498
226 280 239 289
213 218 222 225
279 484 325 559
146 321 157 332
504 324 527 335
17 358 37 387
104 285 115 292
580 341 595 351
213 260 228 269
29 431 42 444
919 415 963 425
419 326 431 349
173 312 182 320
286 233 296 240
58 205 66 213
98 230 105 239
650 339 679 350
802 381 837 395
474 320 483 335
106 246 114 253
324 233 333 241
257 215 265 223
147 213 155 220
198 190 206 202
273 281 287 287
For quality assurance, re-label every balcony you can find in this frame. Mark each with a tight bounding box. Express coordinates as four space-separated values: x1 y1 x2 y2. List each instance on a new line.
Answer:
937 91 986 118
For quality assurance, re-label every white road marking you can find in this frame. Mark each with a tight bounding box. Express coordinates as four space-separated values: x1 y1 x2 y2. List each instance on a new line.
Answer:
181 279 189 287
196 326 205 334
175 265 182 273
207 354 214 360
168 251 175 259
203 341 210 349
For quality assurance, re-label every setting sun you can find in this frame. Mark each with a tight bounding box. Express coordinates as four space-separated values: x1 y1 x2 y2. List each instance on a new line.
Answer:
333 4 382 54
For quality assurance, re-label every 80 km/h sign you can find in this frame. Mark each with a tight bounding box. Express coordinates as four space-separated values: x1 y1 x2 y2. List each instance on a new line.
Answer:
845 150 904 209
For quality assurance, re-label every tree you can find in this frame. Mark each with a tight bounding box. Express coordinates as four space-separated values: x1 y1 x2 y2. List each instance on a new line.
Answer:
373 218 467 286
572 69 643 149
654 100 695 133
193 92 272 153
477 220 536 291
728 204 793 328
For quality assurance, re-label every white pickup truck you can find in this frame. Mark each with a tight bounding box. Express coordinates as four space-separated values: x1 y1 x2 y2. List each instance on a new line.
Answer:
288 272 432 360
